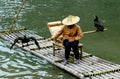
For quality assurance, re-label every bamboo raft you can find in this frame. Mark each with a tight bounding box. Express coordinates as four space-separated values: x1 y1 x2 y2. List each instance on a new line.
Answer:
0 29 120 79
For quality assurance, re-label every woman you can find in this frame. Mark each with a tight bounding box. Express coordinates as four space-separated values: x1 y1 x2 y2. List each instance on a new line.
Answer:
48 15 83 65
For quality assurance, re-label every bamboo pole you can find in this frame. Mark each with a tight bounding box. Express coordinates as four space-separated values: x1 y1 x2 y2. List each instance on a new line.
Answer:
83 28 107 34
9 0 26 30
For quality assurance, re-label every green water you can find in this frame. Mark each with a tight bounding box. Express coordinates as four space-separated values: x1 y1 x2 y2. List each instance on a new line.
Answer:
0 0 120 79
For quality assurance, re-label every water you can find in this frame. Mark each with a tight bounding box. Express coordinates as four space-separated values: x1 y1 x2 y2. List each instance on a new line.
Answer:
0 0 120 79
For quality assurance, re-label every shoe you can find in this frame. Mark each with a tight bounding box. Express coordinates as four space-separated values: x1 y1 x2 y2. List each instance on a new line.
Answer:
63 59 68 65
75 59 80 64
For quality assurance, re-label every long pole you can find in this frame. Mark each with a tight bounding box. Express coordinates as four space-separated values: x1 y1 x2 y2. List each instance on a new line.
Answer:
9 0 26 31
83 28 107 34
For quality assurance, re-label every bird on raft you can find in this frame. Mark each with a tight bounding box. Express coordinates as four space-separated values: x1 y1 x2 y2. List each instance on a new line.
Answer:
10 35 41 49
94 16 104 32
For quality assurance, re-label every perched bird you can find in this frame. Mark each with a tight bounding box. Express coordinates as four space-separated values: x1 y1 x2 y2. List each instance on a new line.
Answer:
94 16 104 32
10 35 41 49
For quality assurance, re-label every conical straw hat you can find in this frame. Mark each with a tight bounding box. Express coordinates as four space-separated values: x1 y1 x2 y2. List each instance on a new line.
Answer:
62 15 80 25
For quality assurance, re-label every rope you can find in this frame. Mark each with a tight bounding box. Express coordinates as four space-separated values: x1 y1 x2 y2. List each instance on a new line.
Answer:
9 0 26 31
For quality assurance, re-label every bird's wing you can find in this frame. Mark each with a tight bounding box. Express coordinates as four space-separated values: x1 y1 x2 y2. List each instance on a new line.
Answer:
10 37 21 49
29 37 41 49
94 21 103 26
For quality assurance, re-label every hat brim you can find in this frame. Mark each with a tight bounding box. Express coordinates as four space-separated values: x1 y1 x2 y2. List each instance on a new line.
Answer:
62 15 80 25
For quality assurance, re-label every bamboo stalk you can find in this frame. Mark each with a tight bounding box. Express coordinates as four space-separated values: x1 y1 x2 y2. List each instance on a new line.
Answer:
9 0 26 30
83 28 107 34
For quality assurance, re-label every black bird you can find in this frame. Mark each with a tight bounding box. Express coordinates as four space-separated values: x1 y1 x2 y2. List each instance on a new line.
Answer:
94 16 104 32
10 35 41 49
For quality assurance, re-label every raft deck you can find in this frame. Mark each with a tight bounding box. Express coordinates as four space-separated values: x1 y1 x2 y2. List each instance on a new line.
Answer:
0 29 120 79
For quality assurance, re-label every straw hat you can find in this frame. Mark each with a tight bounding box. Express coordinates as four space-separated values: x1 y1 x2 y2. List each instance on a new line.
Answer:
62 15 80 25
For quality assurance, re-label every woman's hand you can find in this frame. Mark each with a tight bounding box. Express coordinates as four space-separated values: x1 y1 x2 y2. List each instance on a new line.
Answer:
47 38 52 41
68 37 75 42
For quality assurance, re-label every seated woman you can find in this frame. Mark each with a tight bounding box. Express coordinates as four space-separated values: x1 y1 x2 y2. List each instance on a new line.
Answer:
48 15 83 65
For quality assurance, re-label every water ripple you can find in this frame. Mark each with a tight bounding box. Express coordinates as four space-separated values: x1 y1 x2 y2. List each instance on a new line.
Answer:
0 39 53 78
